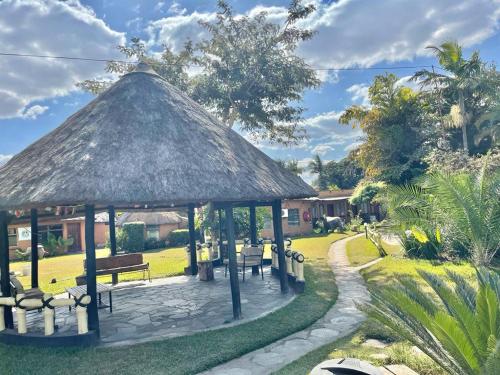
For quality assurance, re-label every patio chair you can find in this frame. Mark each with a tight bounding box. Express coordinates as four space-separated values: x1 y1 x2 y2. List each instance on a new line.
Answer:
224 245 264 282
9 273 44 312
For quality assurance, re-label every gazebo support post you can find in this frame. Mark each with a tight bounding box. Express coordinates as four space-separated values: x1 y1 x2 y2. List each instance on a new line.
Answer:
85 204 100 337
108 206 118 285
30 208 39 288
249 202 259 275
0 211 13 328
224 203 242 319
218 209 224 259
272 200 288 294
188 204 197 275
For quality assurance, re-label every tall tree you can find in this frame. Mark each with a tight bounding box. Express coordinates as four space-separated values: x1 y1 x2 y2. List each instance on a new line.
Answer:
78 37 193 94
323 151 364 189
191 0 320 144
309 154 328 190
339 74 428 184
413 41 500 154
79 1 319 145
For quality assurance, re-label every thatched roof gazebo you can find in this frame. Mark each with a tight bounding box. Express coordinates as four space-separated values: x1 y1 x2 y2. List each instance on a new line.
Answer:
0 63 316 345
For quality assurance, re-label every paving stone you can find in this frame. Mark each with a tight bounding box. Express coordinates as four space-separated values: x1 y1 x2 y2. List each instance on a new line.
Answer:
310 328 339 338
251 352 283 367
362 339 389 349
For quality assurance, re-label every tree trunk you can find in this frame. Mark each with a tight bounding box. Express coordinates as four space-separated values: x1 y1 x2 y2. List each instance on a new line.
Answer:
458 91 469 154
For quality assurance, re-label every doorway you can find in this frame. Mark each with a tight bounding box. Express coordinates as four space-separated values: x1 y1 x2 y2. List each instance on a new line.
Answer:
66 223 82 252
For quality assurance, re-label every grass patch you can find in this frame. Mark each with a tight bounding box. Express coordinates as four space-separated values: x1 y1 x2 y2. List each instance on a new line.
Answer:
0 232 353 375
274 320 445 375
346 236 402 267
361 256 476 287
10 247 187 295
346 236 381 266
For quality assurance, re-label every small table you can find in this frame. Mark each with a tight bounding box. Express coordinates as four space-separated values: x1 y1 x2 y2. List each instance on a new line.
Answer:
66 283 113 313
197 261 214 281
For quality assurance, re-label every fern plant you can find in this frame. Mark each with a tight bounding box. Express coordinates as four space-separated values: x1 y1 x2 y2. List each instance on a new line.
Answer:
384 159 499 265
361 268 500 375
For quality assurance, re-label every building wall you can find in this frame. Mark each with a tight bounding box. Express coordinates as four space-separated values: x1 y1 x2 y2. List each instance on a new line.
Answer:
8 218 109 259
260 200 313 239
158 223 183 239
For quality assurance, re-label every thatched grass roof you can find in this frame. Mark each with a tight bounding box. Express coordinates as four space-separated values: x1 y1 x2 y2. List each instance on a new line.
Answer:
116 212 186 227
0 64 316 210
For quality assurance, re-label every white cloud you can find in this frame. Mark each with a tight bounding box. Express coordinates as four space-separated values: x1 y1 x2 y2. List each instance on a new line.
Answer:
146 11 216 51
167 1 187 16
296 157 314 184
396 75 421 92
20 104 49 119
0 154 13 166
347 84 370 106
0 0 125 119
311 144 333 156
298 0 500 69
303 110 363 144
146 0 499 71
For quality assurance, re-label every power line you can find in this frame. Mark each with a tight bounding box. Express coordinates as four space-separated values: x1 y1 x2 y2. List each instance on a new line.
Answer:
0 52 130 64
0 51 437 72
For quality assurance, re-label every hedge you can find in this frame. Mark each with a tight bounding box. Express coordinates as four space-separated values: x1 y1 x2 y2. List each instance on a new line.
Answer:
122 222 145 252
167 229 201 247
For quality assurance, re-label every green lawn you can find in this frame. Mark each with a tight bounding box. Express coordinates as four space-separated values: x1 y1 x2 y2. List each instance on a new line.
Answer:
0 232 353 375
10 247 187 294
346 236 402 267
360 255 476 287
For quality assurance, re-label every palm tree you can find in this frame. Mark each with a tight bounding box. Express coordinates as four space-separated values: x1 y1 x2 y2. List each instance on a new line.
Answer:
308 154 327 190
276 159 304 175
361 268 500 375
384 159 500 265
413 41 488 154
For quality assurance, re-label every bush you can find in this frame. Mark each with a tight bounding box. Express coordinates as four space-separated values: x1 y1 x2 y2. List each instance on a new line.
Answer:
43 233 74 256
121 222 145 252
145 238 165 250
167 229 190 247
348 215 363 232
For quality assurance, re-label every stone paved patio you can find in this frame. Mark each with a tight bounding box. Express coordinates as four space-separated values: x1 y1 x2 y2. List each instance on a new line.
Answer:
21 266 294 346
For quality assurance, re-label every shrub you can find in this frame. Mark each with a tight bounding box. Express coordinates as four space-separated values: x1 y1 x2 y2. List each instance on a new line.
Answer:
43 233 74 256
121 222 145 252
384 159 499 265
145 238 165 250
167 229 190 247
362 268 500 375
15 249 30 261
348 215 363 232
350 181 386 206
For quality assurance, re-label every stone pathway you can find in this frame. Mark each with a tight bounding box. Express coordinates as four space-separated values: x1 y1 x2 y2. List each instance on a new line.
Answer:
20 266 294 346
200 234 379 375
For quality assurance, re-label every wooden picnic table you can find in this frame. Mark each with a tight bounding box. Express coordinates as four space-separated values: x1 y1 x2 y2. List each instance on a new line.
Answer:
66 283 113 313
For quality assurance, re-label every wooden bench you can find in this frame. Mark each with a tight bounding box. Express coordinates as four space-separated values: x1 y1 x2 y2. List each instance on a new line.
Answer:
76 253 151 285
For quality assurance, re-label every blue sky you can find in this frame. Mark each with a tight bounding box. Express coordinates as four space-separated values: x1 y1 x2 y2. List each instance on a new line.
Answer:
0 0 499 181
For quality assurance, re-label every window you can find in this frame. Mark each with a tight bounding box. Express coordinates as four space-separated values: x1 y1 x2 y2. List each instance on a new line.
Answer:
38 225 63 244
287 209 300 226
8 228 17 247
146 225 160 240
